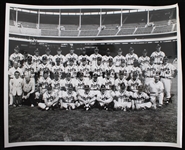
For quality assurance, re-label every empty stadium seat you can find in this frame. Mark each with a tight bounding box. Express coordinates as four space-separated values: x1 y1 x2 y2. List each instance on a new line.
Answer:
153 25 173 33
134 27 153 34
79 30 99 36
122 23 146 28
80 25 99 30
117 28 135 35
99 29 118 36
41 29 59 36
19 21 37 28
60 30 79 36
40 24 58 29
60 25 79 30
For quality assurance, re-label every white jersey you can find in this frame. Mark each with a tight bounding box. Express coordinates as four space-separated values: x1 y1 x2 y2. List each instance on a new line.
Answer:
142 63 159 78
39 63 52 76
51 79 61 91
65 53 78 65
115 90 132 102
125 53 138 65
115 78 128 90
103 55 113 65
147 81 164 95
97 90 114 101
127 66 142 77
38 77 52 89
150 51 165 65
89 53 102 66
78 55 90 64
9 53 24 62
74 78 90 92
60 91 77 103
113 55 125 67
52 64 65 75
65 65 78 78
32 55 41 64
52 54 65 64
134 92 149 103
104 65 116 78
115 66 130 79
91 64 105 76
42 54 54 64
160 63 176 78
138 56 150 67
60 78 76 89
8 67 23 78
22 62 35 77
78 64 91 77
89 77 104 90
102 78 115 90
43 91 56 102
78 90 95 101
128 78 142 92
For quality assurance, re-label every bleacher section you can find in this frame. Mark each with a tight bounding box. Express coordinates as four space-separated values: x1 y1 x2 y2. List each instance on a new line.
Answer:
122 23 146 28
98 29 118 36
153 25 173 33
135 27 153 34
103 24 119 29
19 21 37 28
60 30 79 36
117 28 135 35
10 20 15 26
41 29 58 36
40 24 58 29
153 20 168 26
60 25 78 30
80 25 99 30
80 30 98 36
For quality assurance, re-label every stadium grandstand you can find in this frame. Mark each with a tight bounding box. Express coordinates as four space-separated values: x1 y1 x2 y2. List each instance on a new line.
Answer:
9 7 177 37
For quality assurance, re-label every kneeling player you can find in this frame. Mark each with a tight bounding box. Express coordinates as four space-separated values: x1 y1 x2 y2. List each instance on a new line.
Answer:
77 85 96 110
38 85 59 110
134 86 152 110
59 84 77 110
113 83 132 111
96 85 114 110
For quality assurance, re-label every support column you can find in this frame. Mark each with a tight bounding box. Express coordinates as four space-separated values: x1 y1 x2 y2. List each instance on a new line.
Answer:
38 10 40 29
147 10 149 24
79 9 81 29
100 9 102 28
120 9 123 27
59 9 61 36
16 8 18 25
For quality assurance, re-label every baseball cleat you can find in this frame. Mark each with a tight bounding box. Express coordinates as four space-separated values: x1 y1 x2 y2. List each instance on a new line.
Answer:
45 107 49 111
31 104 34 107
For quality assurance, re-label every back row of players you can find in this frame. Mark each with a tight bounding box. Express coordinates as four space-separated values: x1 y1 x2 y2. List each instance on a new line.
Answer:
8 44 177 111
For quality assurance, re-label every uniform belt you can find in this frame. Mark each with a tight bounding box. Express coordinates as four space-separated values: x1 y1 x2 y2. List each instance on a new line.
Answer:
160 76 172 79
154 63 161 65
146 76 154 78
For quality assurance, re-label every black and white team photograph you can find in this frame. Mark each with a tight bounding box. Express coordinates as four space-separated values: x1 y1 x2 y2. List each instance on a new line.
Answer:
4 3 182 148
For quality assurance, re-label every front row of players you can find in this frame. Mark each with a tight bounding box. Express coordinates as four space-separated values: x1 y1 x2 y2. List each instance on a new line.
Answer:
10 69 166 111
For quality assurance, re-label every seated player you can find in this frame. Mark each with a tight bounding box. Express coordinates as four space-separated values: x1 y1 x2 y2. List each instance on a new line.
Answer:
89 47 102 66
134 85 152 110
60 73 76 91
102 71 115 91
78 57 91 78
8 61 23 79
22 75 35 107
96 85 115 110
91 57 105 77
127 71 142 93
42 47 53 65
9 46 24 67
52 57 65 79
22 56 35 78
37 71 52 101
146 75 164 109
52 47 65 65
78 48 90 65
103 48 113 66
51 72 61 96
77 85 96 110
39 56 52 78
38 85 59 111
115 59 129 79
65 58 78 78
75 72 89 94
113 48 125 67
138 49 150 69
65 46 78 66
9 71 24 107
114 71 128 91
125 47 138 66
127 59 142 79
59 84 77 110
32 48 41 82
104 58 116 79
113 83 132 111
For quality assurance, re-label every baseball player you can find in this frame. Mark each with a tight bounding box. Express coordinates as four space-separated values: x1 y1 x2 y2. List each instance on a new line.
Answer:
22 51 32 66
22 56 35 78
104 58 116 79
91 57 105 77
39 56 52 78
150 44 165 69
113 83 132 111
102 70 115 91
38 85 59 111
127 71 142 93
65 58 78 78
127 60 142 80
160 56 177 103
9 46 24 67
125 47 138 66
22 75 35 107
134 85 152 110
42 47 54 65
89 47 102 66
96 85 115 110
59 84 77 110
77 57 91 78
75 72 89 94
60 73 76 91
9 71 24 107
113 48 125 67
53 47 65 65
52 57 65 79
102 48 113 66
114 71 128 91
78 48 90 65
65 46 78 66
51 72 61 96
138 49 150 68
146 75 164 108
77 85 96 110
115 59 129 79
8 61 23 79
32 48 41 82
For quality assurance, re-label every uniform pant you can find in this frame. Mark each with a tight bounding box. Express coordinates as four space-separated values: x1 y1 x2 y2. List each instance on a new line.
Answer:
22 92 35 105
161 78 172 99
60 102 76 110
145 77 154 85
114 100 132 109
13 94 22 106
135 102 152 110
150 93 164 108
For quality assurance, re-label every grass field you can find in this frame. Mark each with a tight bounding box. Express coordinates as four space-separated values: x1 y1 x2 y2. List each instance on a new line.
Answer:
8 77 178 143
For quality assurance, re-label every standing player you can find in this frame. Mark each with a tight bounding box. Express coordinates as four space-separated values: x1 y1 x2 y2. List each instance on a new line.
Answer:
127 60 142 80
75 72 89 94
32 48 41 82
138 49 150 68
113 48 125 67
102 70 115 91
39 56 52 78
51 72 61 96
89 47 102 66
160 56 177 103
9 46 24 67
53 47 65 65
103 48 113 66
65 58 78 78
150 44 165 69
8 61 23 79
125 47 138 66
78 48 90 65
65 46 78 66
115 59 129 80
22 56 35 78
60 73 76 91
77 85 96 110
42 47 53 65
52 58 65 79
78 58 91 78
104 58 116 79
146 75 164 108
115 71 128 91
91 57 105 77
